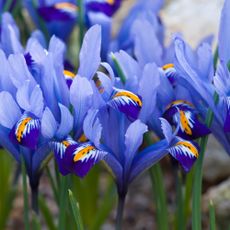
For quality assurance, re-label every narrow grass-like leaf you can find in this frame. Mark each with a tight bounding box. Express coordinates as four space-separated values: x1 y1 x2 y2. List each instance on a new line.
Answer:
68 189 84 230
209 200 216 230
32 213 41 230
111 53 126 84
91 178 116 230
192 92 219 230
58 175 69 230
175 171 185 230
46 166 59 204
77 0 85 46
39 196 57 230
150 164 168 230
72 165 100 228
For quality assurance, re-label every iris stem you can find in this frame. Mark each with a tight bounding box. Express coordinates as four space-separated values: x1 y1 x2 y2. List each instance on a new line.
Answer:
115 194 126 230
21 154 30 230
31 185 39 214
175 170 185 230
77 0 85 46
192 92 219 230
184 167 194 225
149 164 168 230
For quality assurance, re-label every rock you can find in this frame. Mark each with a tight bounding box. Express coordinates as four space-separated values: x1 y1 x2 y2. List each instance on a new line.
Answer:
203 178 230 229
203 136 230 183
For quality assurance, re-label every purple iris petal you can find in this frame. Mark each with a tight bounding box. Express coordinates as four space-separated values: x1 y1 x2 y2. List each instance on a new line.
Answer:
163 100 211 140
9 114 41 149
86 0 121 17
108 89 142 120
38 4 77 22
224 97 230 132
167 140 199 172
66 142 106 178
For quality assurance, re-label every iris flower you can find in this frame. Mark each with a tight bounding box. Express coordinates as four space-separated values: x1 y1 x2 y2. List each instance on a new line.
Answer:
172 0 230 155
56 25 201 200
24 0 121 43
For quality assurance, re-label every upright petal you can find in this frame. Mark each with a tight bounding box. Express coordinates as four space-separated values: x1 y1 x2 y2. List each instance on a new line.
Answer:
70 77 93 138
218 0 230 64
56 104 73 139
124 120 148 175
41 107 58 139
131 19 162 67
83 109 102 148
138 63 159 122
78 25 101 80
0 91 21 129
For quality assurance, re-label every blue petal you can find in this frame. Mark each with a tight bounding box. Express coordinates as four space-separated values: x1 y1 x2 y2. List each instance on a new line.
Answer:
1 13 23 56
41 107 58 139
138 63 159 122
83 109 102 148
130 139 169 183
56 103 73 139
87 12 111 60
8 54 36 89
32 143 51 173
113 51 141 92
70 77 93 138
131 19 162 67
218 0 230 64
0 91 21 129
94 71 113 101
78 25 101 80
124 120 147 175
159 118 173 143
0 49 16 94
16 81 44 117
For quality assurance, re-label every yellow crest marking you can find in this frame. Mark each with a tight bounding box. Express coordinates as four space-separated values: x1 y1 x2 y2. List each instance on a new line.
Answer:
73 146 95 162
180 111 192 135
78 134 88 143
63 70 75 79
16 117 32 142
106 0 115 5
166 100 193 110
62 140 71 147
55 3 78 10
176 141 199 158
162 63 174 70
113 91 142 107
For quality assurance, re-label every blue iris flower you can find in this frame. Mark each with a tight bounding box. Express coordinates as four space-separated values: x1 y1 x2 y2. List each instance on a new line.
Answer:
0 13 71 208
171 0 230 156
24 0 121 43
55 24 200 198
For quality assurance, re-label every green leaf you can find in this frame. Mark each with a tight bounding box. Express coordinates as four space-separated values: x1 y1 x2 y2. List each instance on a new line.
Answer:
68 189 84 230
39 196 57 230
209 200 216 230
149 164 168 230
91 178 116 230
